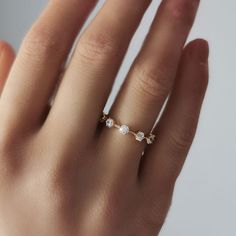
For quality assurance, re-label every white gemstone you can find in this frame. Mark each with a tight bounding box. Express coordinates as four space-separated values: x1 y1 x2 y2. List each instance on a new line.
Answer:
106 118 114 128
147 138 152 144
147 134 155 144
136 131 145 142
119 125 129 135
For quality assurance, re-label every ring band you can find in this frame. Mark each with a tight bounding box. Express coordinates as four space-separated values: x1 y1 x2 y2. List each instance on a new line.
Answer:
100 112 156 145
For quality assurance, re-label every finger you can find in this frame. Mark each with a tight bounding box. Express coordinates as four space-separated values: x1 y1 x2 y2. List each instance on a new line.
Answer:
46 0 152 144
99 0 200 171
0 41 15 95
0 0 97 134
140 39 209 194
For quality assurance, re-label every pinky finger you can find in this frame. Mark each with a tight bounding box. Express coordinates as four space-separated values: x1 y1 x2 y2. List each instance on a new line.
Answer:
0 41 15 95
140 39 209 192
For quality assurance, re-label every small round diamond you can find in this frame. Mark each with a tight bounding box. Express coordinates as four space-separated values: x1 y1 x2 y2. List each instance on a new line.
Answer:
136 131 145 142
119 125 129 135
106 118 114 128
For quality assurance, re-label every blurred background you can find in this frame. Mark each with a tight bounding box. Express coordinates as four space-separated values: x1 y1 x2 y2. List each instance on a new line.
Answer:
0 0 235 235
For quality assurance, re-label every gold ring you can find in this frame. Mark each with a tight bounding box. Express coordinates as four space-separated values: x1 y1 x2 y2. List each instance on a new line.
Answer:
100 112 156 145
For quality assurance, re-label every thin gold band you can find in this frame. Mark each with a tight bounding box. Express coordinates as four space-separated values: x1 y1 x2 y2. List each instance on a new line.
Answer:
100 112 156 145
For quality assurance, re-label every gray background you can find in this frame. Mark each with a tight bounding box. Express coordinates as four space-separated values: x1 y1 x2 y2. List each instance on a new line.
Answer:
0 0 235 235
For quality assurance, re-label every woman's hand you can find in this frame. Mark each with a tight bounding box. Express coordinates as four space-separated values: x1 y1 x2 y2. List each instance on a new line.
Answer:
0 0 208 235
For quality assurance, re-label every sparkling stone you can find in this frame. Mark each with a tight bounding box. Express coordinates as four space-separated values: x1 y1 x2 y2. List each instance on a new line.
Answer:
147 134 155 144
135 131 145 142
106 118 114 128
119 125 129 135
147 138 153 144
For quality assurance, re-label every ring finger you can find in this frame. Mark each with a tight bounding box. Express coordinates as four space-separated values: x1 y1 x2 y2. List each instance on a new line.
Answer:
99 0 200 171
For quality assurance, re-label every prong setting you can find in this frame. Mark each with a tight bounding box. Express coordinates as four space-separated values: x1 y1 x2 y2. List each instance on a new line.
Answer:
136 131 145 142
106 118 114 128
119 125 130 135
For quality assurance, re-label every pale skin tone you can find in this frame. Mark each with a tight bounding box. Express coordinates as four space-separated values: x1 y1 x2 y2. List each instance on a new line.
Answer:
0 0 209 235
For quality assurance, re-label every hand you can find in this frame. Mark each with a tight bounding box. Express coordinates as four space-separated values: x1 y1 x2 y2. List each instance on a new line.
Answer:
0 0 208 235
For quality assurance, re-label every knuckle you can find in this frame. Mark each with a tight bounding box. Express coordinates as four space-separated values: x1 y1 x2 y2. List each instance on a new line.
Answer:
76 33 118 63
92 186 132 226
164 0 197 27
168 125 196 154
95 189 120 220
141 215 165 235
139 197 171 235
22 25 62 60
0 122 35 173
37 165 76 213
133 63 173 101
45 180 69 212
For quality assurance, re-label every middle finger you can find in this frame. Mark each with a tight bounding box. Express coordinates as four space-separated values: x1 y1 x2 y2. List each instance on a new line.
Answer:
46 0 152 144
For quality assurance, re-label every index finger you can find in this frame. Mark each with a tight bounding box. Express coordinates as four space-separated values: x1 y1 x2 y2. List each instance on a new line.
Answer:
0 0 97 133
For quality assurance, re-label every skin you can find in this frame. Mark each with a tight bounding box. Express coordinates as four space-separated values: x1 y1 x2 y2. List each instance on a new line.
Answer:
0 41 15 94
0 0 209 235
